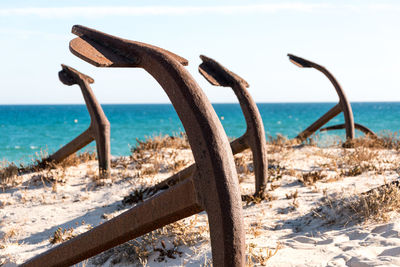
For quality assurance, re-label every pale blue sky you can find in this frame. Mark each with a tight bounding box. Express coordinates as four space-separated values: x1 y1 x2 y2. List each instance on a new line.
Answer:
1 0 400 104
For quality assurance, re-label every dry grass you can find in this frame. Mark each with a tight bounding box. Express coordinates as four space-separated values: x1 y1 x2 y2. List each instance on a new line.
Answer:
246 242 282 266
241 190 277 206
299 171 327 186
286 190 299 200
268 162 284 183
131 133 190 154
342 147 378 165
379 131 400 149
343 131 400 150
268 134 290 146
313 181 400 225
267 134 299 153
31 166 68 186
29 152 96 187
122 187 147 205
113 134 194 201
296 144 391 181
337 147 381 177
129 134 193 180
350 181 400 222
49 227 76 244
0 150 96 189
85 165 103 186
34 151 96 171
234 154 253 179
0 161 19 187
49 221 93 245
0 227 19 247
267 130 400 151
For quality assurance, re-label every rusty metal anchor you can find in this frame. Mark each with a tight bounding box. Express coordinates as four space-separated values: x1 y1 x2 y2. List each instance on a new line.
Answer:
288 54 355 142
44 64 111 178
199 55 268 195
143 56 269 197
22 25 245 267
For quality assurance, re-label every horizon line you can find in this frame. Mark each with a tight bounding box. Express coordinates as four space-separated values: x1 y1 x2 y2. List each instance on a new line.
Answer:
1 101 400 106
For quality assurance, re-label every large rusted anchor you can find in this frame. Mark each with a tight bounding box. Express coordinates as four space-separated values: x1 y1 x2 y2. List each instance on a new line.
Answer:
44 64 111 178
288 54 356 142
199 55 268 194
143 55 269 197
22 25 245 266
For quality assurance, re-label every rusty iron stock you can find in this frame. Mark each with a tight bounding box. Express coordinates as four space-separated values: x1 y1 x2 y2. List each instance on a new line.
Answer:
288 54 356 144
320 123 377 138
43 65 111 178
143 56 269 197
22 25 245 267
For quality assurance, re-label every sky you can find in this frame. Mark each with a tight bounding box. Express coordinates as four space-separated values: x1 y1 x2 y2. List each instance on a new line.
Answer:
1 0 400 104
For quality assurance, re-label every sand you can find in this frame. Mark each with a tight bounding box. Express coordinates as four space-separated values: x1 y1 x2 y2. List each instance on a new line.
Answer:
1 144 400 266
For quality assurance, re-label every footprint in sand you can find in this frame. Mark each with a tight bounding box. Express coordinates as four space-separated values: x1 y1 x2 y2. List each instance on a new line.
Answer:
285 236 318 248
371 223 400 238
293 236 317 244
379 247 400 257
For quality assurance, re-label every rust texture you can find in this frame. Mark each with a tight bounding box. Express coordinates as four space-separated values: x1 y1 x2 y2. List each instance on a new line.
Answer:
46 64 111 178
288 54 355 142
320 123 377 137
22 25 245 267
198 55 268 195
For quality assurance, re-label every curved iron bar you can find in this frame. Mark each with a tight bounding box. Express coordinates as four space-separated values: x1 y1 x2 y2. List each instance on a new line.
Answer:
45 64 111 178
320 123 377 137
288 54 355 142
22 25 245 267
198 55 268 195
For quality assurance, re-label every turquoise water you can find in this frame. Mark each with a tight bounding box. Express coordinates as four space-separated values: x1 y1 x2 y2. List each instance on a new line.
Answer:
1 103 400 164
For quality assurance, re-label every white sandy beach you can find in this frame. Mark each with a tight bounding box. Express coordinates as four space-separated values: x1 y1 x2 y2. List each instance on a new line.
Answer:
1 142 400 266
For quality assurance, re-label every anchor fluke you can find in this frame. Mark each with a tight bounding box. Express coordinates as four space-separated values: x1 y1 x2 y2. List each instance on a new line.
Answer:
288 54 314 68
199 55 249 88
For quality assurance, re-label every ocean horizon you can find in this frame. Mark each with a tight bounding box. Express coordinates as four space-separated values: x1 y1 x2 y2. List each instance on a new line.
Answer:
1 102 400 165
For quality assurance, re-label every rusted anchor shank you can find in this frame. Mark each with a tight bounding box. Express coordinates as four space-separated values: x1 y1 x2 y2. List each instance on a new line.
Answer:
46 65 110 178
199 55 268 195
288 54 355 141
23 25 245 267
320 123 377 137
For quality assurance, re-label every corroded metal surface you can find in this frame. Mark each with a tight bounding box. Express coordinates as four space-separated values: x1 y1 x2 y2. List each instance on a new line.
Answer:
46 64 110 178
22 25 245 267
199 55 268 195
288 54 355 142
320 123 377 137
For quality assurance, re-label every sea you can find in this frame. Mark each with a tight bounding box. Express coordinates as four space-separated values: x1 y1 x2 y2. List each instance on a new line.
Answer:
1 102 400 165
